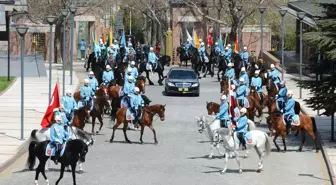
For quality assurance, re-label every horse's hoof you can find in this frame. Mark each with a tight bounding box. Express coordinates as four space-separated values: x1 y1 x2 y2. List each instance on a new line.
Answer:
208 156 212 160
109 139 113 143
67 169 71 172
126 140 132 144
257 169 262 173
238 169 243 174
283 150 286 153
96 131 99 134
154 141 158 144
78 170 84 174
297 148 302 152
276 148 280 152
140 141 144 144
149 83 154 85
220 170 226 175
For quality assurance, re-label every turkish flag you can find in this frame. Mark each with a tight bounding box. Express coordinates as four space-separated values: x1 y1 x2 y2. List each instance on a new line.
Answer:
207 29 213 46
40 83 60 128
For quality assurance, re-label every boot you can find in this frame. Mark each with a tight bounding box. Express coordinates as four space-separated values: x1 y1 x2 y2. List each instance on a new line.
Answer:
286 121 292 135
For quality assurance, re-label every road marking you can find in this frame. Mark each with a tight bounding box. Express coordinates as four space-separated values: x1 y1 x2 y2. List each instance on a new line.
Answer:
0 152 27 180
317 151 332 185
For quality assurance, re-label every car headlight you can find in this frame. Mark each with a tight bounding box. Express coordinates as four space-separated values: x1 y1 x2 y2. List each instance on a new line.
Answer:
167 82 175 87
191 83 199 87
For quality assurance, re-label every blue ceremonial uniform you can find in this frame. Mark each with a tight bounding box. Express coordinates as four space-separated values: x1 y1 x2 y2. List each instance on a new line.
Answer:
215 46 220 53
240 51 249 67
50 123 69 145
198 45 206 61
126 67 138 80
107 47 117 59
284 97 295 117
94 44 101 57
130 93 144 110
148 52 158 68
99 44 106 51
113 44 120 51
55 111 69 126
88 76 98 91
225 68 235 81
80 85 95 110
184 42 191 56
79 40 87 51
237 84 248 100
216 102 229 120
277 87 287 103
251 77 262 92
123 81 135 95
126 46 135 55
269 69 280 85
240 73 249 87
61 96 77 124
227 48 232 58
235 115 248 134
102 71 114 86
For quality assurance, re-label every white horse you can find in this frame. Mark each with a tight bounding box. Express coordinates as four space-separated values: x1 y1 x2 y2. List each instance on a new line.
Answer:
213 128 271 174
28 127 94 173
195 115 256 159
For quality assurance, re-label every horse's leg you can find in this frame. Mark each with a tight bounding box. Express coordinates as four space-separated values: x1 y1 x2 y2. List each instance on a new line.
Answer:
158 72 163 86
45 159 50 171
148 124 158 144
220 149 229 174
34 160 46 185
123 121 132 143
97 112 104 134
273 133 281 151
146 71 154 85
217 69 221 82
55 164 66 185
71 163 77 185
110 120 122 143
298 128 306 152
234 149 243 174
216 143 225 156
91 116 96 135
255 146 263 173
281 132 287 152
140 124 145 144
78 162 84 174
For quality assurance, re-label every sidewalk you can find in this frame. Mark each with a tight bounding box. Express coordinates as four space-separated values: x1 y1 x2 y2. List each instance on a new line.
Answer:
278 65 336 183
0 64 79 173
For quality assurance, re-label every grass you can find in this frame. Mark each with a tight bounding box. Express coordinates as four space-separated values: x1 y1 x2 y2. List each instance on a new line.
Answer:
0 76 15 93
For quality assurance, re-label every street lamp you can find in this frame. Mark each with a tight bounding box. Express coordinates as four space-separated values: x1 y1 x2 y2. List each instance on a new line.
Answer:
61 9 69 96
15 26 28 140
45 15 57 102
236 5 243 52
69 4 77 85
297 11 305 99
279 7 287 80
259 7 266 58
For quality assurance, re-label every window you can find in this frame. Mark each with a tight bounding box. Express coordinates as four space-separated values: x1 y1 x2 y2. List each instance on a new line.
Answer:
169 70 196 79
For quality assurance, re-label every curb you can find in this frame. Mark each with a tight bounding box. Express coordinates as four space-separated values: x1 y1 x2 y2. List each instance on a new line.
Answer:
0 77 18 96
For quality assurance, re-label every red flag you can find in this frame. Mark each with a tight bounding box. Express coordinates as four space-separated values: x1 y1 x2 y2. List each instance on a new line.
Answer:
234 35 238 52
40 83 60 128
207 29 213 46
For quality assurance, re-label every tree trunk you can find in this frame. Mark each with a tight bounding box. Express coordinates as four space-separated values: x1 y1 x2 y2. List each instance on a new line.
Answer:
152 21 157 46
54 23 62 63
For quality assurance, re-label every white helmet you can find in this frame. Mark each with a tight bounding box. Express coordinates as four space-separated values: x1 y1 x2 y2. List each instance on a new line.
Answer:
187 38 191 42
227 44 231 47
66 89 72 95
254 70 260 75
128 76 133 81
225 47 229 50
150 47 154 51
130 61 135 65
129 43 132 46
239 78 245 82
287 90 293 96
215 42 218 45
240 107 247 113
84 79 89 83
270 64 275 69
228 63 234 67
134 87 140 93
243 46 247 50
231 84 236 89
199 39 202 42
201 42 205 46
114 39 118 43
127 68 132 73
89 71 94 75
241 67 246 72
106 65 111 69
54 115 61 121
220 95 226 100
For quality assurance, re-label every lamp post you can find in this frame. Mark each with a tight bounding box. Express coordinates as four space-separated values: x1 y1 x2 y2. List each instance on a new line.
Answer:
236 5 243 52
279 7 287 80
16 26 28 140
46 16 57 102
61 9 69 96
259 7 266 58
297 12 306 99
69 4 77 85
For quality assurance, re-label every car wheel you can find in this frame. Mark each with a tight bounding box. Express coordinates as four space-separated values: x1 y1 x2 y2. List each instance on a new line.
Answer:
195 92 200 97
164 89 170 96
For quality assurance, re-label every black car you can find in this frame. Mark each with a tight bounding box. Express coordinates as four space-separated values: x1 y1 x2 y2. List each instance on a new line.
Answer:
164 67 200 96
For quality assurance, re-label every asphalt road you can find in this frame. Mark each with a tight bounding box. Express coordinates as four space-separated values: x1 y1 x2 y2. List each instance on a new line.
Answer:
0 62 331 185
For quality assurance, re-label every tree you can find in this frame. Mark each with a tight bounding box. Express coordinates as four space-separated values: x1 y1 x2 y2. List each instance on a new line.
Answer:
296 2 336 140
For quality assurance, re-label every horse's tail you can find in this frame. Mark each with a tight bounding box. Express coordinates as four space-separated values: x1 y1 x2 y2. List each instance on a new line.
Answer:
30 129 38 141
27 141 38 170
264 132 271 156
311 116 317 133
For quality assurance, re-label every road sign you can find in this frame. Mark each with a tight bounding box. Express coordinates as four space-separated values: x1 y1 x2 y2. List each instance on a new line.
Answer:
116 12 123 30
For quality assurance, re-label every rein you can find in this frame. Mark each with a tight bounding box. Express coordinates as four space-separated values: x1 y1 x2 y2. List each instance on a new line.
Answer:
143 108 160 123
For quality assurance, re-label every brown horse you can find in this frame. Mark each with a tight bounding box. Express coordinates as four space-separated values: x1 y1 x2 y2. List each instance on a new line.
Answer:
110 104 166 144
220 76 230 94
90 87 110 135
250 86 266 107
206 101 220 115
263 96 301 115
267 113 319 153
108 76 147 100
238 95 263 121
265 76 278 98
72 106 90 130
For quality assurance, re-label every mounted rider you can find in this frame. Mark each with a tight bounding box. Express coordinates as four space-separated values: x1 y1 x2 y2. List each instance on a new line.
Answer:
61 89 77 125
239 67 249 87
80 79 95 114
50 115 70 165
113 40 120 52
88 71 98 92
130 87 144 128
214 42 220 54
184 39 191 57
284 90 295 135
125 68 134 83
226 44 233 59
148 47 158 70
237 78 249 107
216 95 231 128
99 40 106 55
223 47 230 64
250 70 263 104
126 43 136 56
123 75 136 96
102 65 114 86
54 105 69 127
224 62 235 83
239 46 249 68
107 45 117 60
94 43 101 59
126 61 139 80
276 81 287 113
233 107 248 150
269 64 280 89
198 42 206 63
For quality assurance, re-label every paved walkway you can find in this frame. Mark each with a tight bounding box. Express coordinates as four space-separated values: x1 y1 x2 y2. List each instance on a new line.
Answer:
279 66 336 183
0 63 79 172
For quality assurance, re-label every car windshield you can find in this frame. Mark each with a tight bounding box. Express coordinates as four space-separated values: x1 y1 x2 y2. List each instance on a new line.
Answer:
169 70 196 79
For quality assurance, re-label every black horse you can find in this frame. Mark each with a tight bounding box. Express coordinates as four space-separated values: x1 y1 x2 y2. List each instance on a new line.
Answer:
232 52 244 80
176 46 190 67
27 139 88 185
138 55 171 85
202 47 215 78
188 46 202 78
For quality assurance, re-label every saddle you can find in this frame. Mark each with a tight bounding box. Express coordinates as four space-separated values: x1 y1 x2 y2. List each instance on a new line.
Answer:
126 108 142 121
283 114 300 126
46 141 67 157
237 97 250 108
118 87 124 97
234 131 253 149
120 96 130 108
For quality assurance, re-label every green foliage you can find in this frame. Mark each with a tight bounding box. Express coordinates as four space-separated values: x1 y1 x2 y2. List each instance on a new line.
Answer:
0 76 15 93
284 26 296 50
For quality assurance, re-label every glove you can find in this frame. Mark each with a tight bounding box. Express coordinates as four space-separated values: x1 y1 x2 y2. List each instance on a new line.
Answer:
280 110 283 113
74 107 78 110
96 87 99 90
127 94 131 97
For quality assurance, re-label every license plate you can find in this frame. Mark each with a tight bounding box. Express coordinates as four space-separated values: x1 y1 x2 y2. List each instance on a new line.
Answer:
184 88 189 92
178 88 183 91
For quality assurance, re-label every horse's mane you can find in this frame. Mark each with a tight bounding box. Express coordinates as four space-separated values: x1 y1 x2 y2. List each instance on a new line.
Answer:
217 127 231 136
137 76 146 83
202 115 216 123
